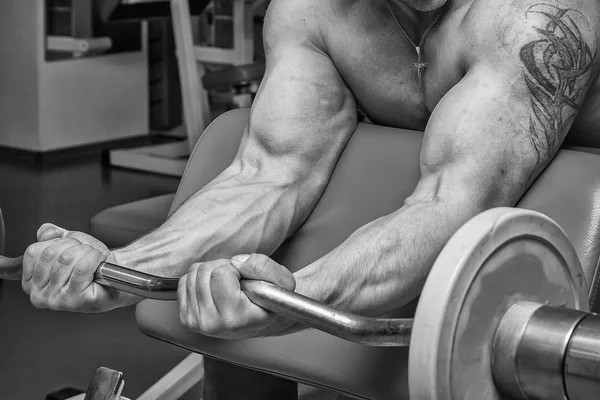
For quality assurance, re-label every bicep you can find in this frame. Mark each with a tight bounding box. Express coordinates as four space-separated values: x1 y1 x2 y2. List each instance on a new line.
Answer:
232 0 357 186
417 64 536 210
416 5 597 210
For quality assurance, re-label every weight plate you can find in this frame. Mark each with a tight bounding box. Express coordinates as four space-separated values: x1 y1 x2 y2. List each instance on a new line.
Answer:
408 207 589 400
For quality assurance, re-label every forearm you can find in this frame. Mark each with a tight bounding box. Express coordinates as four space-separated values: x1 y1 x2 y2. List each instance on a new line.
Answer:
262 199 478 336
113 164 320 279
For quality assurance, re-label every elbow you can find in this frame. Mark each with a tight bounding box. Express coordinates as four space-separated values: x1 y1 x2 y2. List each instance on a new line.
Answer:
404 171 517 221
233 153 329 198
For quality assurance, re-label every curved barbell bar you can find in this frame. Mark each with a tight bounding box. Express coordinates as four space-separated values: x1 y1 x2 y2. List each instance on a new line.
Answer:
7 258 600 399
96 262 414 346
0 256 413 346
2 209 600 399
6 258 600 399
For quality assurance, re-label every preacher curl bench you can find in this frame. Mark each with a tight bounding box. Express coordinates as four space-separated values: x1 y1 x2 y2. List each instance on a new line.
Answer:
95 108 600 399
5 109 600 399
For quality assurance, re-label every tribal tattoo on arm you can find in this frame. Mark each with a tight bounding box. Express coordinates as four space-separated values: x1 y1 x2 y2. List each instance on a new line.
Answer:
519 4 597 172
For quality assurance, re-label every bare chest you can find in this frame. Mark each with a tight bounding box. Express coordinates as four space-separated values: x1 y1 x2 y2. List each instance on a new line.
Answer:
325 2 466 130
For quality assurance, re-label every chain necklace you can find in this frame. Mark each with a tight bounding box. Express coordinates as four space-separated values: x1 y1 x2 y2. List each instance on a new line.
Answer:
386 0 450 104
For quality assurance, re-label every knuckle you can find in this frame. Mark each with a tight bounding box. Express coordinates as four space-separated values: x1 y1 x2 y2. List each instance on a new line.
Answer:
62 284 83 301
82 244 96 253
68 266 92 287
72 260 92 277
177 276 187 294
184 315 200 332
191 315 212 333
25 244 39 259
202 322 218 335
209 265 228 280
178 307 187 325
57 250 75 266
29 292 48 308
179 316 188 328
39 247 56 264
21 280 31 294
47 296 62 311
186 272 196 290
188 263 201 273
221 314 241 332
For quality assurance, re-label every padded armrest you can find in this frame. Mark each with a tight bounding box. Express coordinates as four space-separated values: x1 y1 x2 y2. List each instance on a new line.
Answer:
139 109 422 400
137 110 600 400
517 149 600 310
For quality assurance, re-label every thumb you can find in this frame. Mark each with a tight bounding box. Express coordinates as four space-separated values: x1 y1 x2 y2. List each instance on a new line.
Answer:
231 253 296 292
37 223 68 242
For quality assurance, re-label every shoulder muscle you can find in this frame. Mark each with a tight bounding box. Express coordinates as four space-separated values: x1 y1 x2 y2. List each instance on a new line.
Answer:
465 0 599 173
263 0 331 52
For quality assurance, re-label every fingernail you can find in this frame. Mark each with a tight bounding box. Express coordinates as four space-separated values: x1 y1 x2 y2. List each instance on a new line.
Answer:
40 229 56 241
231 254 251 263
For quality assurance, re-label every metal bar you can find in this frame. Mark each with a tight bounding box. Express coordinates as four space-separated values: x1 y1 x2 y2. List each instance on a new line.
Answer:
242 280 413 346
46 36 113 56
122 0 168 4
0 208 5 256
565 314 600 400
170 0 210 150
137 353 204 400
94 262 179 301
94 262 413 346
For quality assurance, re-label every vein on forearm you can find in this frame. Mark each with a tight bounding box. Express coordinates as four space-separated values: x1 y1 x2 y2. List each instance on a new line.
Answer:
295 198 473 318
116 167 316 277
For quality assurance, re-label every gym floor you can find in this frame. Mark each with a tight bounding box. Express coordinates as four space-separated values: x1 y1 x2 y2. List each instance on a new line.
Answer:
0 149 203 399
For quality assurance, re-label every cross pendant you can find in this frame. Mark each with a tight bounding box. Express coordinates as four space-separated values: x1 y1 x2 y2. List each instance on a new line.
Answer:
413 62 428 87
413 46 428 100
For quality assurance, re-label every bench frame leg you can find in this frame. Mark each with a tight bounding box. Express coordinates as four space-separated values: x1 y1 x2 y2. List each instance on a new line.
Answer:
137 353 204 400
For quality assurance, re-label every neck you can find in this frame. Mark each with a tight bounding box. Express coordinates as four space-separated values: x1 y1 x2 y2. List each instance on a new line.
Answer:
387 0 447 32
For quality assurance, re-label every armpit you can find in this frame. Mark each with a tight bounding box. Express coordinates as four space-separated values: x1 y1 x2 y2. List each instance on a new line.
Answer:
517 4 597 173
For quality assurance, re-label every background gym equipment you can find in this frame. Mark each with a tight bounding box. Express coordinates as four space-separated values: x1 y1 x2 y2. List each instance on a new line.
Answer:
202 62 265 109
1 208 597 400
46 36 113 58
0 208 5 256
100 0 211 21
105 0 267 177
0 0 148 152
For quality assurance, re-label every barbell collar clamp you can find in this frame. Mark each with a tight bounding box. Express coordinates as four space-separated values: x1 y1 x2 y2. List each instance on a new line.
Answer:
492 301 591 400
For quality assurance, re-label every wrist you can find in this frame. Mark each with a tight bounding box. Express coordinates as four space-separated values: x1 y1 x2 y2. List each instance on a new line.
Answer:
293 263 326 304
112 247 139 269
111 235 190 278
102 251 143 309
259 313 306 337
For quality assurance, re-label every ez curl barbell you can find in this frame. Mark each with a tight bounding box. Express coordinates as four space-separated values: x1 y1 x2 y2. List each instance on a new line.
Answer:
1 208 598 400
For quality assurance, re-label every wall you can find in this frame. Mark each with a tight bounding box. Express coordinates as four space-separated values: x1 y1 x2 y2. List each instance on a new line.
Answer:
0 1 42 150
39 41 148 151
0 1 149 152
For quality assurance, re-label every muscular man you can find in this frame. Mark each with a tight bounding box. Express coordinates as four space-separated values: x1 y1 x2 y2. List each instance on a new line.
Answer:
3 0 599 380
